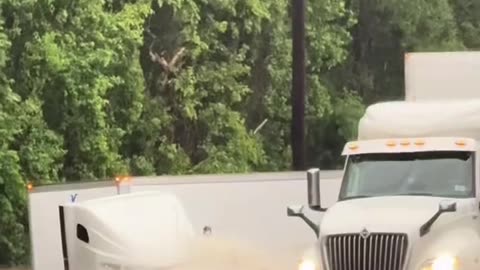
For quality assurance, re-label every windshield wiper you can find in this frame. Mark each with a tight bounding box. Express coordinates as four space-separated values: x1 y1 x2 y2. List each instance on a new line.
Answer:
395 192 435 196
420 201 457 237
342 195 371 201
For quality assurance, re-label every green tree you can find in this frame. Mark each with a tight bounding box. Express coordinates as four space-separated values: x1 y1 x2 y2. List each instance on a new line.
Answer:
450 0 480 49
328 0 464 106
129 0 271 174
0 17 29 265
255 0 359 169
0 0 150 264
3 0 151 181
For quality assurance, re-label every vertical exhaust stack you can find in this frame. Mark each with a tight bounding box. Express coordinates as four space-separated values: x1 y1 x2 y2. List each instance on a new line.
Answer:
307 168 323 211
115 176 132 194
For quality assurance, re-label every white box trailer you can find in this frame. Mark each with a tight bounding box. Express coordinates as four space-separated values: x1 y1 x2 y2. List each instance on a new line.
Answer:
405 51 480 101
28 171 343 270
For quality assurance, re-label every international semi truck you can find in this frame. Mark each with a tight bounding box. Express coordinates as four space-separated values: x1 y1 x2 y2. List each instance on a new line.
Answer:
288 51 480 270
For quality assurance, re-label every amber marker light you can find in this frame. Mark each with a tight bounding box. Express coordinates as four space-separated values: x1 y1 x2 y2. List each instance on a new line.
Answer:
455 140 467 147
386 140 397 147
26 182 33 192
400 140 410 146
414 139 425 146
348 144 359 151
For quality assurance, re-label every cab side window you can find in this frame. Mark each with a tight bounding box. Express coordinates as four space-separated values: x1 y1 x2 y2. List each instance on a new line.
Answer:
76 224 89 243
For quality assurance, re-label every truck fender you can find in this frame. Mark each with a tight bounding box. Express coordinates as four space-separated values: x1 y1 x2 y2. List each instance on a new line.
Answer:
408 219 480 270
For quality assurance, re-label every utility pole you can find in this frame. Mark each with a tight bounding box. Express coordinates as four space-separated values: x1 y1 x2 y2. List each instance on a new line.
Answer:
291 0 306 170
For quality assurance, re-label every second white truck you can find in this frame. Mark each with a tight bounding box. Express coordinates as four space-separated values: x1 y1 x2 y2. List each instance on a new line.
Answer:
59 191 196 270
288 51 480 270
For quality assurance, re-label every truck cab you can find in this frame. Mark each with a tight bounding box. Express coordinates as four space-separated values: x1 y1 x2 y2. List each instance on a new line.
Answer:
288 52 480 270
290 138 480 270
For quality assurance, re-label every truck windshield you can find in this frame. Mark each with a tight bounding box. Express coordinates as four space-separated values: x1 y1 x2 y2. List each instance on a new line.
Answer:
340 151 475 200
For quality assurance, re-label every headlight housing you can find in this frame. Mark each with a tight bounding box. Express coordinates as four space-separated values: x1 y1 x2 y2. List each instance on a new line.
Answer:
420 255 460 270
298 259 317 270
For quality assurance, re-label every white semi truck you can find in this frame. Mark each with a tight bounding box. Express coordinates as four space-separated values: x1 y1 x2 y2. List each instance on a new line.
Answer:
28 171 343 270
288 51 480 270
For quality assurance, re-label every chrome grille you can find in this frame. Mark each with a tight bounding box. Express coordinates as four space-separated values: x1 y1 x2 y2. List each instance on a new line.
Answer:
324 233 408 270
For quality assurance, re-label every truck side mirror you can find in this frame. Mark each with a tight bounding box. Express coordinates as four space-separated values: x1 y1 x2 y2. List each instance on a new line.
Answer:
286 205 319 237
439 201 457 212
307 168 325 211
287 205 305 217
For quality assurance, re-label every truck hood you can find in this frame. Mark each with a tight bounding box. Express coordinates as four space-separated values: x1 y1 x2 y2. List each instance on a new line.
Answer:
75 192 195 268
320 196 474 237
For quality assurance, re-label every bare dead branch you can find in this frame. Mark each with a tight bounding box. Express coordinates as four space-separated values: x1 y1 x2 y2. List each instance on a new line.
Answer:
149 46 187 75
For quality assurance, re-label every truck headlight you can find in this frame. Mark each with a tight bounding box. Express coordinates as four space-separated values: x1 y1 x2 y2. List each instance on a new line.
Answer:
298 259 317 270
420 255 460 270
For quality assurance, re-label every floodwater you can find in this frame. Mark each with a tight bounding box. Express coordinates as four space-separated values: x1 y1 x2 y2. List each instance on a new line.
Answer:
4 235 304 270
15 238 307 270
179 237 300 270
122 236 302 270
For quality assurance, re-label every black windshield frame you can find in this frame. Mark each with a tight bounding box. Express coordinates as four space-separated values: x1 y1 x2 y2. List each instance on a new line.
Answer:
338 151 476 201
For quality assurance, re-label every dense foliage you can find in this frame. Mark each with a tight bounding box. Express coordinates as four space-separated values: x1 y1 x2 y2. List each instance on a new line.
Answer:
0 0 478 265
